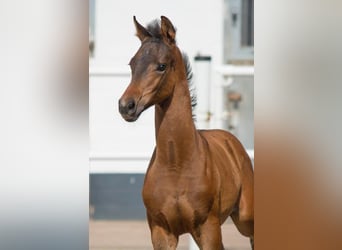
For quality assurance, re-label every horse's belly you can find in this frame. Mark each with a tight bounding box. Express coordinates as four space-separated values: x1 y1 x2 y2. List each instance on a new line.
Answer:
215 169 240 222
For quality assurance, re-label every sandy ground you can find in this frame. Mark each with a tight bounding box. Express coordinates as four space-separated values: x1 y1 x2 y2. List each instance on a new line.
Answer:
89 219 251 250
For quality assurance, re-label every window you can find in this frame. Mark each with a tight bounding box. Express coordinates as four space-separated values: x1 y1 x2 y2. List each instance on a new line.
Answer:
89 0 95 57
224 0 254 63
241 0 254 47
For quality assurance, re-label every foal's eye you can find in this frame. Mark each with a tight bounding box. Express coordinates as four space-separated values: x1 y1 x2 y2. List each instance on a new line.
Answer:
156 63 167 72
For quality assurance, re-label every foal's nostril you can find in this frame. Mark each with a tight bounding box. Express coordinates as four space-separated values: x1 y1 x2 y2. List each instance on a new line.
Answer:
119 98 136 116
127 100 135 111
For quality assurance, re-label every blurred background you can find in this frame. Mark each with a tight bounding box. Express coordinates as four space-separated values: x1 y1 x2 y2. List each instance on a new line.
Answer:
89 0 254 249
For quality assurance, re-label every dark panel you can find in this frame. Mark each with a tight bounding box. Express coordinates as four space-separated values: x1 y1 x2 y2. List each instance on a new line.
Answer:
90 174 146 220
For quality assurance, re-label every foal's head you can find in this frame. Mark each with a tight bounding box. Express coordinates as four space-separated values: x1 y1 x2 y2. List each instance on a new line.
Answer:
119 16 184 122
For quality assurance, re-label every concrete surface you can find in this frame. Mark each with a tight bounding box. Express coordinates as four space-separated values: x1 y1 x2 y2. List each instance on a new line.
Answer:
89 219 251 250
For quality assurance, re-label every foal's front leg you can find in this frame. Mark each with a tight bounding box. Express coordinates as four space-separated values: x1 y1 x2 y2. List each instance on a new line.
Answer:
150 224 178 250
191 216 224 250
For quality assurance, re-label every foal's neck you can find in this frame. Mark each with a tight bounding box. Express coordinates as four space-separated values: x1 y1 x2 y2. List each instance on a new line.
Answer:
155 77 197 165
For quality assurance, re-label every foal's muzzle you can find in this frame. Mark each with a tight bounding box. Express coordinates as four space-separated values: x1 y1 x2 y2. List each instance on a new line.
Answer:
119 98 135 114
118 98 143 122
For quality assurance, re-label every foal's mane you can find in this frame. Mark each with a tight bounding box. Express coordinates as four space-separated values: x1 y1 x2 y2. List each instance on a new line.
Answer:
145 19 197 117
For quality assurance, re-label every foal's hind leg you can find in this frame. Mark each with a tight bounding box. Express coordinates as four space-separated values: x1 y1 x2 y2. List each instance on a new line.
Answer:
231 211 254 249
232 159 254 248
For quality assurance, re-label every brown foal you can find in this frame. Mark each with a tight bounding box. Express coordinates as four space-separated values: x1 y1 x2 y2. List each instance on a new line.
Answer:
119 16 254 250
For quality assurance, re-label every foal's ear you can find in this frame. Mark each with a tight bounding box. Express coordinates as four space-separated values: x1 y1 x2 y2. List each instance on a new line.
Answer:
133 16 151 42
160 16 176 45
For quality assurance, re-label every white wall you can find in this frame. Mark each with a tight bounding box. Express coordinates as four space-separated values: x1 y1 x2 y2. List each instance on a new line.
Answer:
92 0 224 67
90 0 225 173
89 72 155 173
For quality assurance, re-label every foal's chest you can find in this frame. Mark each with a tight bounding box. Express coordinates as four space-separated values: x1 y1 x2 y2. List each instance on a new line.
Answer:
142 171 213 233
143 184 194 232
143 175 192 214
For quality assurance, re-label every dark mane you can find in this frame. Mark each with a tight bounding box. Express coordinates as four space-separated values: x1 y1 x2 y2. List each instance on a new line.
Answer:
146 20 197 119
146 20 164 39
182 53 197 119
